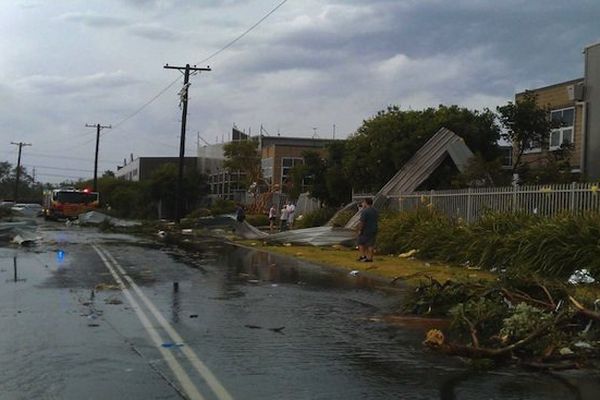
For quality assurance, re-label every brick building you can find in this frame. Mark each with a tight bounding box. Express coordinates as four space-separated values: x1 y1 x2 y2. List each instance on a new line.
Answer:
515 42 600 178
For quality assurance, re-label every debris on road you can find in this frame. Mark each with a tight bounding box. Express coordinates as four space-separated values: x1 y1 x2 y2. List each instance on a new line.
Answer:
78 211 141 228
161 342 184 348
104 297 123 305
0 220 40 246
95 283 120 291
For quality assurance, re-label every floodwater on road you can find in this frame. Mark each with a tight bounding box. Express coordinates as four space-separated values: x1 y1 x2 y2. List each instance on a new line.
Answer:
1 221 599 399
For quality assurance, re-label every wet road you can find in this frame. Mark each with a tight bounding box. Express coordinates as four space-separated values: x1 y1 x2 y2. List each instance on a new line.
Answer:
1 221 599 400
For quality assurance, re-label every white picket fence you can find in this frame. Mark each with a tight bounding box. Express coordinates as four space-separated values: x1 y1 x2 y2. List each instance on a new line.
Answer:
357 182 600 222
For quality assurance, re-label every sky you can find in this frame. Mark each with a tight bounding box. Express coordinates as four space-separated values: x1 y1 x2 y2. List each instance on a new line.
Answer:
1 0 599 183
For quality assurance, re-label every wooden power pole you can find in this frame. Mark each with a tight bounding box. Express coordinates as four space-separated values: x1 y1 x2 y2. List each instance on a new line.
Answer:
164 63 211 222
10 142 32 203
85 123 111 192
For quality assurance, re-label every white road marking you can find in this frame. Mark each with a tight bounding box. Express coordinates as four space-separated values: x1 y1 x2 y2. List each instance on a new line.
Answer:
97 245 234 400
92 245 206 400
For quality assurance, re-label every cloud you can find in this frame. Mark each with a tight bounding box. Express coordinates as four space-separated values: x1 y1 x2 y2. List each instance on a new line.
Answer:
15 71 139 95
57 12 129 28
128 24 181 41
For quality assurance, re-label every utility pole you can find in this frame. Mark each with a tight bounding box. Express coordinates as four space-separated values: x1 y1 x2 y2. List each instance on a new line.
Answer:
164 63 211 222
10 142 32 203
85 123 111 192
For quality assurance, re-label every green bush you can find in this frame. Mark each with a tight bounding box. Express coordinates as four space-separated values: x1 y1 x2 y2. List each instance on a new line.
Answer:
210 199 236 215
186 208 212 219
294 208 337 229
376 208 600 278
330 210 355 227
246 214 269 226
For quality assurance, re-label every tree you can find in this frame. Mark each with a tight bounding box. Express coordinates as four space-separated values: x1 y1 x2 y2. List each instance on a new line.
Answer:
497 91 555 175
291 142 352 207
344 105 501 192
223 139 262 188
102 170 115 178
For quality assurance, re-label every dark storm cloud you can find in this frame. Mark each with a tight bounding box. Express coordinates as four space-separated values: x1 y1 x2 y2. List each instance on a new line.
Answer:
263 0 600 86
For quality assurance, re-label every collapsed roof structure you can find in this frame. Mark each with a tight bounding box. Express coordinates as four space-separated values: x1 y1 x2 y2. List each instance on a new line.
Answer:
239 127 474 245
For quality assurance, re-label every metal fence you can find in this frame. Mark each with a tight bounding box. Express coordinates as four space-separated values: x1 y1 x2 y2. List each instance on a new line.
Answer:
359 182 600 222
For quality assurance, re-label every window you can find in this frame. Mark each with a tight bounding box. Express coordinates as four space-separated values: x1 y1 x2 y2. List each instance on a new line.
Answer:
549 107 574 151
280 157 304 189
261 157 273 185
523 138 541 154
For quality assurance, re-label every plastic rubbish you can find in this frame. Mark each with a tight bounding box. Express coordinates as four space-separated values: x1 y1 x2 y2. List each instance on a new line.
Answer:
161 342 184 348
349 270 360 276
398 249 418 258
567 269 596 285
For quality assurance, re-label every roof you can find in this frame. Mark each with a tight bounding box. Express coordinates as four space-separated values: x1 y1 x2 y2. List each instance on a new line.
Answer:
516 77 584 96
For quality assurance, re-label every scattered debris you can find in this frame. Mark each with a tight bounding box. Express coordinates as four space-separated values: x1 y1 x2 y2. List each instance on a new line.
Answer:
78 211 141 227
349 270 360 276
95 283 120 291
161 342 184 348
87 323 100 328
399 249 418 258
104 298 123 305
189 314 199 318
268 326 285 333
568 269 596 285
181 229 193 235
244 324 262 329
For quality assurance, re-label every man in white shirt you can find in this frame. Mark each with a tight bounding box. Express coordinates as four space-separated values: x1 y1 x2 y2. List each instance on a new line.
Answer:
286 202 296 229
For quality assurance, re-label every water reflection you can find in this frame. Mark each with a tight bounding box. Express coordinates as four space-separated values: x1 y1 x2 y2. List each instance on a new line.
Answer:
219 246 384 291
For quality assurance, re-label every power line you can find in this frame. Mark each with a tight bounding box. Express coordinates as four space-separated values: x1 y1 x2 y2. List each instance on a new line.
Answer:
35 172 89 179
198 0 290 64
23 164 94 173
0 150 120 164
96 0 290 137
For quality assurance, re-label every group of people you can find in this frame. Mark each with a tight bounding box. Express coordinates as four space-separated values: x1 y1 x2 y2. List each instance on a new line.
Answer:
268 201 295 232
237 196 379 262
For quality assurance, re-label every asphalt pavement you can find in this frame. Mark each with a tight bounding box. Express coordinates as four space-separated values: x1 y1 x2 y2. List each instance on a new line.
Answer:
1 220 599 400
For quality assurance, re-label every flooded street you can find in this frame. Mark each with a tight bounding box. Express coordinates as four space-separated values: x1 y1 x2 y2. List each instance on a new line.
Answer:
1 222 599 399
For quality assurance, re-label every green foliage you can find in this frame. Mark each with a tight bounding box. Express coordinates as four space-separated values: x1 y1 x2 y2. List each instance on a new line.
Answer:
294 208 337 229
497 91 556 175
377 208 600 278
330 210 355 227
186 208 212 219
223 139 261 188
344 105 500 192
210 199 236 215
404 278 477 316
450 298 510 344
0 161 43 202
377 208 468 261
291 145 352 207
246 214 269 226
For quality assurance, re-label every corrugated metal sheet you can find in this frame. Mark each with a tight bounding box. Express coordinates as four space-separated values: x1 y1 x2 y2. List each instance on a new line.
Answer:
345 127 473 228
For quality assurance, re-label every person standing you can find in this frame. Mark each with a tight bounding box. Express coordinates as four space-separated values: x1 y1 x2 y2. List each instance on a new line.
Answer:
357 197 378 262
235 203 246 223
286 202 296 229
268 204 277 232
279 204 289 231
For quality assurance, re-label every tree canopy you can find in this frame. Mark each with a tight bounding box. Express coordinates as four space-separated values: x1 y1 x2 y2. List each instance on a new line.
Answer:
223 139 262 188
497 91 555 175
343 105 501 192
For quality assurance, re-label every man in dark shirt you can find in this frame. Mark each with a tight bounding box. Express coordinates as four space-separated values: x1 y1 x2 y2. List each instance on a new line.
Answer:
357 197 378 262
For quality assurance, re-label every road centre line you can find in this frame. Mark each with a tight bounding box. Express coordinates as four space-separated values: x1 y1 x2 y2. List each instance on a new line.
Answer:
92 245 206 400
97 245 235 400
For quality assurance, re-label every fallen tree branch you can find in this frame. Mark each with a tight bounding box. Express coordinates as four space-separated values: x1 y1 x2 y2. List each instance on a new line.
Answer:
569 296 600 321
427 312 568 359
